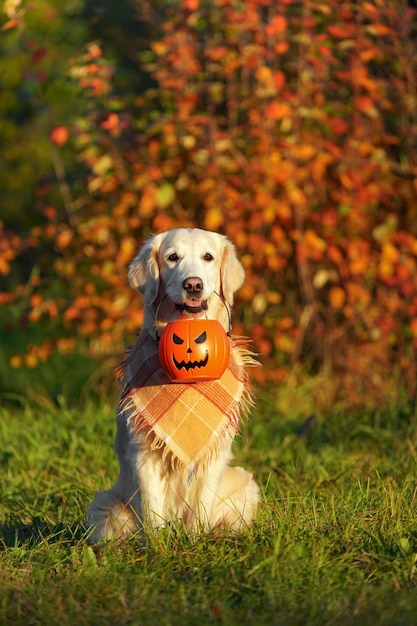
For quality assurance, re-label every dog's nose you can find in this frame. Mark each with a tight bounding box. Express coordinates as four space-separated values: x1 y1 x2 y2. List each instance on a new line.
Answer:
183 277 203 294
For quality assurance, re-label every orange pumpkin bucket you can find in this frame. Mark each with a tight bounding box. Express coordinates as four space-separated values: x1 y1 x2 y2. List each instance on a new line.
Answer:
158 318 231 382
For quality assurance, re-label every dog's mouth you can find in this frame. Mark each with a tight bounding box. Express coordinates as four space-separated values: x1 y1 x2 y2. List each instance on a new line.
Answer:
175 299 208 315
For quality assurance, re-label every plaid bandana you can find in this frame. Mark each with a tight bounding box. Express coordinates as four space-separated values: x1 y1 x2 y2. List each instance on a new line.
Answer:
116 331 254 474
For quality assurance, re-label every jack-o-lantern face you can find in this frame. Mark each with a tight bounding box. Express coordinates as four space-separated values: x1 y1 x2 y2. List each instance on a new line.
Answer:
158 319 230 382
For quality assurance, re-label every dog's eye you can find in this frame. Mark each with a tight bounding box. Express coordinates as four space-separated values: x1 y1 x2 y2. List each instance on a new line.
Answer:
168 253 179 262
204 253 214 261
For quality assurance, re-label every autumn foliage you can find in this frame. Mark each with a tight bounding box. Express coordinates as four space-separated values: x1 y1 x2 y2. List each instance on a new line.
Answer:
2 0 417 407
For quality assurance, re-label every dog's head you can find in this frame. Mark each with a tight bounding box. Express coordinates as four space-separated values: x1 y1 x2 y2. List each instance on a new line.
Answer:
128 228 245 329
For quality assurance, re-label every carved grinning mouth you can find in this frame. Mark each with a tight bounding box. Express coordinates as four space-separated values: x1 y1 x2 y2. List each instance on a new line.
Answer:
173 352 209 371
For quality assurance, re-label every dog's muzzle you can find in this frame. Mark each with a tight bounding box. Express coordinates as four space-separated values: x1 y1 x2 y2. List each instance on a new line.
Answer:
176 277 208 314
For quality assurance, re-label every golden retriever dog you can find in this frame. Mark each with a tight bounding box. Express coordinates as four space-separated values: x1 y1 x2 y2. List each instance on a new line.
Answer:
87 228 259 541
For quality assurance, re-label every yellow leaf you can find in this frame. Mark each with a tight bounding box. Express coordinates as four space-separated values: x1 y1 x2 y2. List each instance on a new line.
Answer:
92 154 113 176
152 42 168 56
381 242 399 264
292 144 316 160
256 66 273 86
25 353 38 368
274 334 294 354
204 207 224 231
10 355 22 368
378 260 394 280
118 237 136 265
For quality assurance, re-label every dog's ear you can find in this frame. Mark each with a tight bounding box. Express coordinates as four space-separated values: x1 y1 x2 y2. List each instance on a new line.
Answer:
128 234 163 303
220 240 245 305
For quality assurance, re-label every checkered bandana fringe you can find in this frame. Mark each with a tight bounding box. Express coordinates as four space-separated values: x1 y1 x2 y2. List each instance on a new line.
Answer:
116 331 256 474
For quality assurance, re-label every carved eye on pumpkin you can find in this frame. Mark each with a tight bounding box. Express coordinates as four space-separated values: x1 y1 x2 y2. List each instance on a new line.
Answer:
158 319 230 382
195 332 207 344
173 333 184 345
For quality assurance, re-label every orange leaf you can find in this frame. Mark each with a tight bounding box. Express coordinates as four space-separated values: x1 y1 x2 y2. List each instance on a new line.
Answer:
366 24 392 37
265 102 291 121
278 317 294 331
301 229 327 261
273 71 286 91
355 96 378 117
274 41 289 54
266 15 288 37
327 244 343 266
30 294 43 307
2 19 20 30
50 126 69 146
291 144 316 160
329 286 346 310
256 66 273 86
183 0 199 10
381 242 400 264
328 25 348 39
10 355 23 368
56 228 73 249
311 152 333 183
273 333 294 354
0 258 10 275
204 207 224 231
351 66 377 92
363 2 378 15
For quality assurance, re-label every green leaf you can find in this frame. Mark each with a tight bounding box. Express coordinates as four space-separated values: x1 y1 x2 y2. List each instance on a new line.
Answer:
156 183 175 209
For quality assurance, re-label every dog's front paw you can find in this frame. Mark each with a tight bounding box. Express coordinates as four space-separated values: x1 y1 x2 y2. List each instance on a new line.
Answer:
86 491 140 542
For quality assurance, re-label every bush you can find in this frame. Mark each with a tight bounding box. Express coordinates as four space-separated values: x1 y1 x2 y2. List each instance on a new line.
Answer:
2 0 417 407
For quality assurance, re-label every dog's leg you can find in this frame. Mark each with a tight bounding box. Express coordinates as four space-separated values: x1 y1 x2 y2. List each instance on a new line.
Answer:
181 456 230 533
135 447 174 529
209 466 260 532
86 409 143 541
86 491 139 542
136 450 229 532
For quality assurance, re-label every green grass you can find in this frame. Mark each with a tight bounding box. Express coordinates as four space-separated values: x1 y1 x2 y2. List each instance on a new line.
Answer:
1 386 417 626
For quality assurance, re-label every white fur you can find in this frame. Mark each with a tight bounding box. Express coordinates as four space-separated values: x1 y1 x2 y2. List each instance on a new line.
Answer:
87 228 259 542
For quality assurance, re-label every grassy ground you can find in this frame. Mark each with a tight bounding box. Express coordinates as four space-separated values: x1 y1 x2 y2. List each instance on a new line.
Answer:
1 381 417 626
